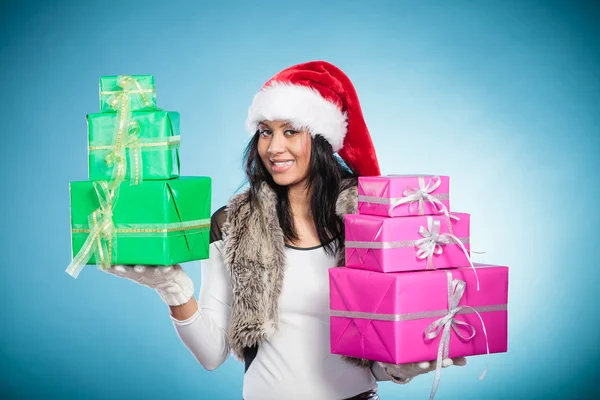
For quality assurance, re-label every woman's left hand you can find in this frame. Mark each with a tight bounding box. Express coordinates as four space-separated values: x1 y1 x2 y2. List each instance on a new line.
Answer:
377 357 467 384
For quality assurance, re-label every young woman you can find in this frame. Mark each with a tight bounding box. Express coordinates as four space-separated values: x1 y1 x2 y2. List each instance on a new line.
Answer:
106 61 466 400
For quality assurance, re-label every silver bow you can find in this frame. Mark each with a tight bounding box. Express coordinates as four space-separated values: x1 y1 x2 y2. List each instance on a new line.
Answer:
415 216 481 290
414 217 452 269
402 176 445 215
424 271 490 400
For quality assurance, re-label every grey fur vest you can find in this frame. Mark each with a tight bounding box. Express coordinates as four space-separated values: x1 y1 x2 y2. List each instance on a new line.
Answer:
221 180 371 369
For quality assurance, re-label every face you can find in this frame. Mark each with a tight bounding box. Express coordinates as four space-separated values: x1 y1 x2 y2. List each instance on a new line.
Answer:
257 120 312 187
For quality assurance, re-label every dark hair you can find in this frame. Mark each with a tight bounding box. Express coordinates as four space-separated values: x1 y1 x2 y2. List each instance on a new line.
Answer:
243 132 357 255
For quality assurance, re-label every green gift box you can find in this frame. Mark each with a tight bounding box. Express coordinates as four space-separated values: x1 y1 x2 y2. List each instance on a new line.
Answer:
67 177 211 278
87 111 180 184
99 75 156 112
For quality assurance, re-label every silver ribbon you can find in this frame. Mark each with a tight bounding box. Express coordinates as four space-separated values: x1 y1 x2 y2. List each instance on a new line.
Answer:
330 270 495 400
330 304 506 321
415 216 450 269
425 271 491 400
345 237 470 250
358 176 454 218
346 215 479 289
416 217 480 290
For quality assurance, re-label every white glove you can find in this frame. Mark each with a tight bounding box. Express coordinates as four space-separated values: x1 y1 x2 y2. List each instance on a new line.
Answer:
102 264 195 306
378 357 467 384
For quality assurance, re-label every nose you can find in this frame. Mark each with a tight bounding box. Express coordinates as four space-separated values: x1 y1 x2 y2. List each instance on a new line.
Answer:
267 132 286 155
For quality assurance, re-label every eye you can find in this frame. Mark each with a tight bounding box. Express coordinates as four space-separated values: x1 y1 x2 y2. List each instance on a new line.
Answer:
284 129 299 136
259 129 272 137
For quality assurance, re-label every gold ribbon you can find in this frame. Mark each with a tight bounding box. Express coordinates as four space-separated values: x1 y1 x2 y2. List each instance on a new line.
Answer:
71 219 211 236
100 88 155 97
89 135 180 151
66 181 118 278
104 76 156 188
104 121 142 186
105 76 153 111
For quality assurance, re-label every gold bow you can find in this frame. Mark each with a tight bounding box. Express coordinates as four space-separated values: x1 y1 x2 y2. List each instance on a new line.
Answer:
66 181 118 278
104 75 155 187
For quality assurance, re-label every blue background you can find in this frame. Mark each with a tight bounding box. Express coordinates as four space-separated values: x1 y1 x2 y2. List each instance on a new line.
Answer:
2 0 598 398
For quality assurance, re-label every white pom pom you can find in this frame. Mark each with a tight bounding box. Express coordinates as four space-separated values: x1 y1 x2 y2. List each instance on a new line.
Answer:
114 265 127 274
133 265 147 274
442 358 454 368
418 361 430 370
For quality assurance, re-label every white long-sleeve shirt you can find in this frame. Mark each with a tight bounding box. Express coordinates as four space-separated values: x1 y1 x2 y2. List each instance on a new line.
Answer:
170 239 390 400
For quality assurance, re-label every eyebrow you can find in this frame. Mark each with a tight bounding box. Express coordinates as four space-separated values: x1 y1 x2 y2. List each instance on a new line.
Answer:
258 121 292 129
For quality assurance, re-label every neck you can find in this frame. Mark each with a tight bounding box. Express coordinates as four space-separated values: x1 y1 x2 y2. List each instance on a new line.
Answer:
287 181 312 220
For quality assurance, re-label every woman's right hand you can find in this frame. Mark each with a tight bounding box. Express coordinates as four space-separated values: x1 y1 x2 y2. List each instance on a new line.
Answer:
103 264 195 306
377 357 467 384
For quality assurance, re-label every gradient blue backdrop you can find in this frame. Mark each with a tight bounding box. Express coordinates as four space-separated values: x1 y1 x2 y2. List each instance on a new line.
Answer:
2 0 598 398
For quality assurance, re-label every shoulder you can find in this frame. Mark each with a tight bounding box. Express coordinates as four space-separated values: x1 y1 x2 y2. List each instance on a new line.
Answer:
210 206 228 243
209 188 252 243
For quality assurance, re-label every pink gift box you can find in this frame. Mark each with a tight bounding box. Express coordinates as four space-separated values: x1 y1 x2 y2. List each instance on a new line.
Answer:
358 175 450 218
345 212 471 273
329 265 509 364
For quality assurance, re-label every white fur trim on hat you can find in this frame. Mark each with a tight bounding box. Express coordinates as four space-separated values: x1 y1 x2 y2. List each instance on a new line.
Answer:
245 82 348 152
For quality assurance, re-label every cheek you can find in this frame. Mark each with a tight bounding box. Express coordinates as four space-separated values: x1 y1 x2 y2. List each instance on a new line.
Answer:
257 139 270 159
295 137 312 170
302 146 311 166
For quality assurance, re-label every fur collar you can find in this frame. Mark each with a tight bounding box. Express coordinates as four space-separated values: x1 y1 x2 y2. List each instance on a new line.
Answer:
222 180 370 368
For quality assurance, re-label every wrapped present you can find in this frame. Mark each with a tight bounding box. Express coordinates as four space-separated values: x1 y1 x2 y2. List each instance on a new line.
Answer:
66 177 211 278
99 75 156 113
330 265 508 398
87 111 180 184
345 213 471 273
358 175 450 218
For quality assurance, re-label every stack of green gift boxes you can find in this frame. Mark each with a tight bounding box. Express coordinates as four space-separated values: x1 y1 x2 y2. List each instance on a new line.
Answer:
66 75 211 279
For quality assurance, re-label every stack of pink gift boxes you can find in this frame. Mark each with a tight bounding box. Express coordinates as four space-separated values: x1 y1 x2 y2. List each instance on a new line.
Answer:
329 175 509 397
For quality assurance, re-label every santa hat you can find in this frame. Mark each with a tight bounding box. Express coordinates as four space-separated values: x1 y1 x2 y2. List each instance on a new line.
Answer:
245 61 381 176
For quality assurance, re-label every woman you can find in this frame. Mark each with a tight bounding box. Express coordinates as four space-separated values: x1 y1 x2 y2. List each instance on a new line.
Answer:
105 61 466 400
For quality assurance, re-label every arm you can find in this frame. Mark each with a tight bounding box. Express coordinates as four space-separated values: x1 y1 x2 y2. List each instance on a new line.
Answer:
104 207 231 371
170 239 231 371
170 297 198 321
169 204 230 321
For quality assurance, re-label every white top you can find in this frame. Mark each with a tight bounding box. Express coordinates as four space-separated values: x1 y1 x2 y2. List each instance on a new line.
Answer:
171 240 390 400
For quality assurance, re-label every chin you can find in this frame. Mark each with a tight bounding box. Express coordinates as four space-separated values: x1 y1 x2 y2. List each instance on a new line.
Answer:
272 174 298 187
270 168 309 187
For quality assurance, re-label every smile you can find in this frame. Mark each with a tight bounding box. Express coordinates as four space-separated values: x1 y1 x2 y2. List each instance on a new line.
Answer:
271 160 295 172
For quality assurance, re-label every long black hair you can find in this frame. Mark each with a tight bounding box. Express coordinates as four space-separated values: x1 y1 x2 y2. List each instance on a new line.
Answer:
243 132 357 256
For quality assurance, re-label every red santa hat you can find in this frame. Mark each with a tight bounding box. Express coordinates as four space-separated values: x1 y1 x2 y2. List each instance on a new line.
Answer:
245 61 381 176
